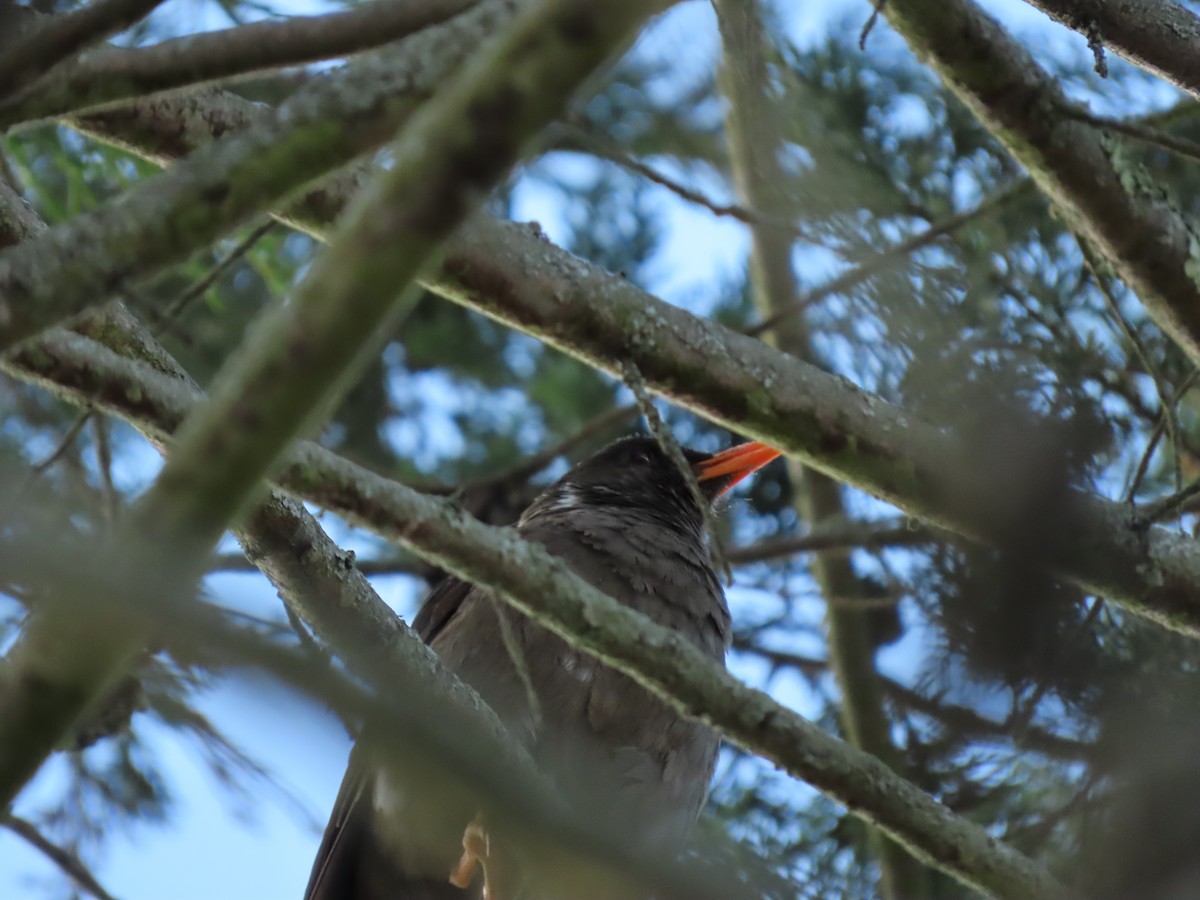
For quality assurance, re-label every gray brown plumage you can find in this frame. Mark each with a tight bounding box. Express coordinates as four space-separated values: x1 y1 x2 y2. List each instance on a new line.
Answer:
304 435 779 900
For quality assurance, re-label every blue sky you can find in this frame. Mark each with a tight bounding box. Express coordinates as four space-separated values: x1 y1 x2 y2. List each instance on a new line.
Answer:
0 1 1168 897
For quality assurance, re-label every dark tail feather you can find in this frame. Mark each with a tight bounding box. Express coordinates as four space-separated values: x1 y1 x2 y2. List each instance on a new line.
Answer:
304 762 474 900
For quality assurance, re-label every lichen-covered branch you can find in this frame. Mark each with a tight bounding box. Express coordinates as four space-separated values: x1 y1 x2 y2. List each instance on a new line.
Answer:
1022 0 1200 100
0 0 522 351
0 0 166 105
3 331 1065 899
0 0 658 813
0 0 474 130
882 0 1200 368
53 81 1200 637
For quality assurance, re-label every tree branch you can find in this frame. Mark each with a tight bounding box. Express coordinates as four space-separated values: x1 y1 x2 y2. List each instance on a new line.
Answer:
747 179 1033 337
0 0 167 105
434 216 1200 636
3 814 117 900
29 66 1200 640
881 0 1200 369
138 587 776 900
29 70 1200 645
0 0 523 352
0 0 474 130
1022 0 1200 101
0 178 778 900
2 330 1065 899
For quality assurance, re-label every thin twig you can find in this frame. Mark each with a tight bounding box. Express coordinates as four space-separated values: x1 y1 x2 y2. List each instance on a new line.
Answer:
748 180 1033 337
735 641 1092 762
620 361 732 584
92 413 118 525
486 593 544 731
153 219 277 337
460 402 639 493
27 408 91 477
1141 478 1200 524
3 814 118 900
727 517 933 564
859 0 888 50
1008 594 1105 748
1063 106 1200 164
209 551 423 577
282 601 356 736
1078 238 1184 498
561 123 816 243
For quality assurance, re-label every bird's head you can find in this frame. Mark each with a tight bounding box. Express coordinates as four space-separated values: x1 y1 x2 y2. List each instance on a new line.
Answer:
523 434 781 535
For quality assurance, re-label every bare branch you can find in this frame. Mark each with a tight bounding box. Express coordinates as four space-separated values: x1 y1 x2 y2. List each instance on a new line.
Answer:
17 67 1200 644
736 641 1094 763
434 216 1200 638
208 551 424 577
563 122 817 242
0 0 475 129
143 590 776 900
152 219 276 338
748 180 1033 337
3 815 118 900
0 0 167 105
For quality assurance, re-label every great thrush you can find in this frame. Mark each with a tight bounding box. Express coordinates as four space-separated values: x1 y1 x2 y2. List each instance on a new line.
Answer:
304 435 780 900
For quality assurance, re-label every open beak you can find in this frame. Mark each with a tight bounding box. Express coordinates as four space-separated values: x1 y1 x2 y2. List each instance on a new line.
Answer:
693 441 782 496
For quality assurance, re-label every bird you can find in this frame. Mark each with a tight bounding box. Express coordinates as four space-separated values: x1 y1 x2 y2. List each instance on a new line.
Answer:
304 434 781 900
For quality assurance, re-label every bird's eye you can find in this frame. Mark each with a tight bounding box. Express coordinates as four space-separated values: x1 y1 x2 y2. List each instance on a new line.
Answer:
632 450 652 465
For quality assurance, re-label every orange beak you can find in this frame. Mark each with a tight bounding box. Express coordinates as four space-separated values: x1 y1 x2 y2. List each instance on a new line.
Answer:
693 441 782 495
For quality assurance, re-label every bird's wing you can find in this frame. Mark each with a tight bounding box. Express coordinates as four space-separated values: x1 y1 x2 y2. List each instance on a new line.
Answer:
412 574 474 644
303 576 477 900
